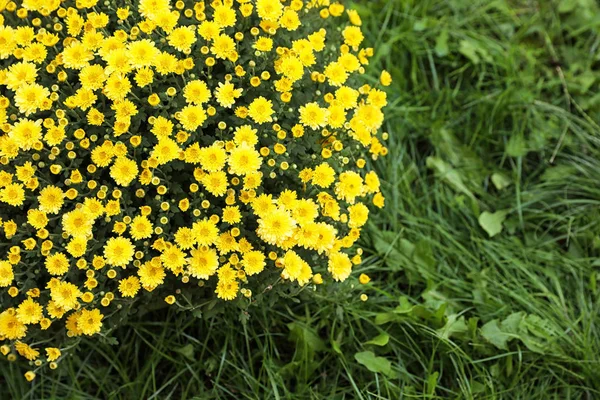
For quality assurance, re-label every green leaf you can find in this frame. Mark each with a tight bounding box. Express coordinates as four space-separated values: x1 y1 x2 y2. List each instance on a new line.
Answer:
480 313 555 354
414 239 436 270
372 231 404 270
354 351 392 376
413 19 427 32
397 296 415 313
458 40 485 64
175 344 195 361
437 314 468 340
576 70 596 93
558 0 579 13
426 156 475 199
481 320 512 350
520 314 556 354
478 210 509 238
491 173 512 190
331 339 342 355
432 128 487 191
459 40 479 64
435 29 449 57
500 312 523 334
541 165 577 182
365 333 390 346
427 371 439 395
506 134 528 157
288 322 326 353
375 312 399 325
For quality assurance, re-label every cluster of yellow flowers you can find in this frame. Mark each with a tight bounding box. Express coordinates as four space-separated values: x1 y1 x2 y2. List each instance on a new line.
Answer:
0 0 390 377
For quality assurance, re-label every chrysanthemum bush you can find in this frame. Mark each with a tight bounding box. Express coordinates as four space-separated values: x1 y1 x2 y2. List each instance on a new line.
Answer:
0 0 390 379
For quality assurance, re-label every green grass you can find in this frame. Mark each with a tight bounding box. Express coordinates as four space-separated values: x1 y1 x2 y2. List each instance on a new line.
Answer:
3 0 600 398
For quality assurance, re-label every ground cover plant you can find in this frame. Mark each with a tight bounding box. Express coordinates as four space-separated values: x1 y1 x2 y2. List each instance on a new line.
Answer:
0 0 389 381
2 0 600 398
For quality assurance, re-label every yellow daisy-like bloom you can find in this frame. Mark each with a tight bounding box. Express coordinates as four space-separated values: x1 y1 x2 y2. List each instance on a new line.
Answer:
138 259 166 290
168 26 196 52
0 261 14 287
6 61 37 90
24 371 36 382
44 126 66 146
14 83 50 116
233 125 259 146
380 70 393 86
49 281 81 311
348 203 369 228
183 80 211 105
65 311 83 337
248 96 275 124
327 252 353 282
324 61 349 87
299 102 329 130
62 208 94 238
291 199 319 226
199 144 227 172
215 82 243 108
251 193 276 217
312 163 336 188
241 251 266 276
46 347 62 362
104 73 132 101
228 144 262 176
45 252 70 276
127 40 159 68
161 245 186 273
0 0 389 364
0 310 27 340
178 105 207 131
211 34 236 60
151 137 180 165
83 198 105 218
0 183 25 207
192 218 220 246
257 207 297 246
79 65 107 90
62 42 94 69
104 237 135 267
174 227 196 249
280 9 301 31
91 143 114 167
9 119 42 150
328 105 347 129
16 298 43 325
335 171 364 204
254 37 273 52
134 67 154 87
110 157 139 186
118 276 141 298
15 341 39 361
215 279 239 300
187 247 219 279
279 56 304 82
213 4 237 27
256 0 283 21
77 308 103 336
66 236 88 258
202 171 228 197
342 26 365 47
222 206 242 224
37 185 65 214
129 215 153 240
